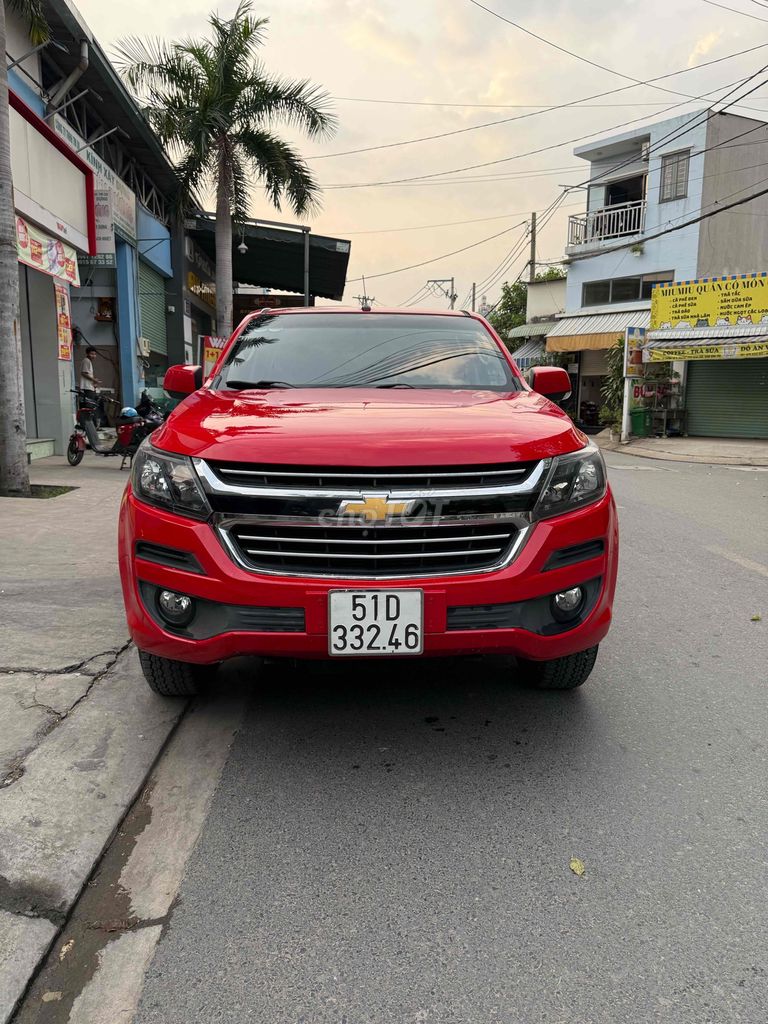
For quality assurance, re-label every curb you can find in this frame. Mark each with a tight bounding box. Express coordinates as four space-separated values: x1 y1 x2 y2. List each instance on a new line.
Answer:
594 437 768 467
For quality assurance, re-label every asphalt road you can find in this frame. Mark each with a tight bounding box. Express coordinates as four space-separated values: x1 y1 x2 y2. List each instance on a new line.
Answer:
134 454 768 1024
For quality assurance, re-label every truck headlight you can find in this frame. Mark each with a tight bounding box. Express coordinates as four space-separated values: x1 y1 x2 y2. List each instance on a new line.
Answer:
533 444 606 520
131 441 210 519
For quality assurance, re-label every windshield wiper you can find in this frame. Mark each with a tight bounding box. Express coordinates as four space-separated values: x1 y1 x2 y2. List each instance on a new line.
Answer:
225 379 295 390
375 382 416 389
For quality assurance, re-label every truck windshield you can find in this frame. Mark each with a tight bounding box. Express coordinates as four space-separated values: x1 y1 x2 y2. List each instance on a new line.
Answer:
215 313 519 391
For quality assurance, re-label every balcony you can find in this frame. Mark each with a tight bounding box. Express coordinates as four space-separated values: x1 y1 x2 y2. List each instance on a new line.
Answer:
567 200 647 251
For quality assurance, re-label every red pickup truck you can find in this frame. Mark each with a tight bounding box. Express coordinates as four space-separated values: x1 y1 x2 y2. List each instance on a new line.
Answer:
118 309 618 695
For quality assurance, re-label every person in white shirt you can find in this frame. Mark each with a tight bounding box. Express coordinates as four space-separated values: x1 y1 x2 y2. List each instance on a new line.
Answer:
79 347 100 397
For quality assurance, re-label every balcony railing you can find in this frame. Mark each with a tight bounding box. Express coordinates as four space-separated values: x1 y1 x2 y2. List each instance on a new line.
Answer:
567 200 647 248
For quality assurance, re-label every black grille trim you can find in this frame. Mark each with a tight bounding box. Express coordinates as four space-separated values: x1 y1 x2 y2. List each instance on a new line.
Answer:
542 539 605 572
447 577 602 636
138 581 305 639
208 460 538 491
225 521 519 577
136 542 204 575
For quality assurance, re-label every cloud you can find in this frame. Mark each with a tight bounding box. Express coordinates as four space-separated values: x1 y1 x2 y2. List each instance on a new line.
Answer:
687 31 722 68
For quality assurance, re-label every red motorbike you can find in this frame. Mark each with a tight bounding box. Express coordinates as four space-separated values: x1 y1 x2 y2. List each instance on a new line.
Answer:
67 388 164 469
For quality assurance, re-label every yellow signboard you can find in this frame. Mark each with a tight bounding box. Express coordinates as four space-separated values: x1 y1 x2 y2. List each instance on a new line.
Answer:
650 274 768 330
647 339 768 361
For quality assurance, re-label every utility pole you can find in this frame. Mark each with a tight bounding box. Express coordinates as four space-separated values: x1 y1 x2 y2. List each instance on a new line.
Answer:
529 211 537 284
428 278 458 309
354 274 375 311
471 282 476 312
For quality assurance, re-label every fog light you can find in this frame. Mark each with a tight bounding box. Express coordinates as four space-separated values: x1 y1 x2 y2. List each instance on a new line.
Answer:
157 589 194 627
551 586 584 622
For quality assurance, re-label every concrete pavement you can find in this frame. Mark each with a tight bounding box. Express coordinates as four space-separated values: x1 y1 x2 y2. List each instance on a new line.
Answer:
0 455 186 1023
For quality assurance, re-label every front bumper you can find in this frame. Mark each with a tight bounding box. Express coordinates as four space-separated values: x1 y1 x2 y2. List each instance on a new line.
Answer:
118 487 619 664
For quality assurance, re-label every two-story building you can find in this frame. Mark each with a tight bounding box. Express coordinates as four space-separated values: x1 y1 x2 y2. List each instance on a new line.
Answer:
547 109 768 438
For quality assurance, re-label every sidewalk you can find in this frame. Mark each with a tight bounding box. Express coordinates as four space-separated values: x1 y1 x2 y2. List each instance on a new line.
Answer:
0 455 186 1023
594 432 768 466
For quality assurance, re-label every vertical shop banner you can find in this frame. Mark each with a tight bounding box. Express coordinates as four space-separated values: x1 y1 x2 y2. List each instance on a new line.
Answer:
202 336 227 378
54 282 73 361
624 326 645 376
16 215 80 286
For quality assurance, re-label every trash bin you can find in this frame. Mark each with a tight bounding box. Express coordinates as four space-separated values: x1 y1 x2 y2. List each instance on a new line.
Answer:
630 408 648 437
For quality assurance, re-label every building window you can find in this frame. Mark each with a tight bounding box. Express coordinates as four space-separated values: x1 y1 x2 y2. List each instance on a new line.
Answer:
582 271 674 306
660 150 690 202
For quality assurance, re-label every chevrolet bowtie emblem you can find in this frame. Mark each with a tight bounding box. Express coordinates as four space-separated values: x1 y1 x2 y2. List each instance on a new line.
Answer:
337 495 415 522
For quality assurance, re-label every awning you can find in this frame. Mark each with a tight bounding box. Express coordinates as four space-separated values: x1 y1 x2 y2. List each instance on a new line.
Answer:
186 215 351 301
506 320 555 339
546 309 650 352
643 336 768 361
510 337 546 369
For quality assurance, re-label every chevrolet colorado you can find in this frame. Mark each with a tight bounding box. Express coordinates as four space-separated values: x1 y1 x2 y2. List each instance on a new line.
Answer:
118 308 618 694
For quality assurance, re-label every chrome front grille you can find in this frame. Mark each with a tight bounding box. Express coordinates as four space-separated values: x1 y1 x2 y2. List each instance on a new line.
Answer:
206 461 537 491
223 521 520 577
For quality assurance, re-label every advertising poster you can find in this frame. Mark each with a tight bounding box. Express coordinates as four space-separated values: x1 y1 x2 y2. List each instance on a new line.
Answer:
16 215 80 286
54 281 73 361
202 335 227 378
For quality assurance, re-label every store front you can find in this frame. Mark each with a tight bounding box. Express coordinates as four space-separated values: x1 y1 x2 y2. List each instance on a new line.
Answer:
644 274 768 440
9 93 96 455
546 308 650 429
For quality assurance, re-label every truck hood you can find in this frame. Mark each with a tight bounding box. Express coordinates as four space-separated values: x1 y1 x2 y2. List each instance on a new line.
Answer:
152 388 586 465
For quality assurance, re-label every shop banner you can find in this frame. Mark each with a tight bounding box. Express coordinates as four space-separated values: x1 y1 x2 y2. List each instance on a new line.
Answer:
53 115 137 244
16 215 80 286
650 274 768 330
94 187 116 258
54 282 73 361
202 335 227 378
646 339 768 362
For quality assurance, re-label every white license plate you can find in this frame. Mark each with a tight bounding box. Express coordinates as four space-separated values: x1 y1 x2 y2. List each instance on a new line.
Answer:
328 590 423 656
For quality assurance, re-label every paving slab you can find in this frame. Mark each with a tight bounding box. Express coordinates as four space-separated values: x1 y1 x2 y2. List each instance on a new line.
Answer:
0 455 129 672
0 911 57 1024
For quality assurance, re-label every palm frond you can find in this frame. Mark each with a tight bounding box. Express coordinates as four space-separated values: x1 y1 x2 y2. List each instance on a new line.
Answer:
235 74 336 140
235 126 322 217
8 0 50 45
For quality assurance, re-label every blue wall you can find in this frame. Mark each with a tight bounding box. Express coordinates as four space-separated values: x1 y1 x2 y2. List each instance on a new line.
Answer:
137 204 172 278
8 70 45 116
116 239 144 405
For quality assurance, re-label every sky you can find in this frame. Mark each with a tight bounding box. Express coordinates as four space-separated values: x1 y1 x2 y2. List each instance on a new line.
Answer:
73 0 768 309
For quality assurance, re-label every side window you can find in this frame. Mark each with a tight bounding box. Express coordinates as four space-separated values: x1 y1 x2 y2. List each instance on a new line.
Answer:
583 280 611 306
660 151 690 202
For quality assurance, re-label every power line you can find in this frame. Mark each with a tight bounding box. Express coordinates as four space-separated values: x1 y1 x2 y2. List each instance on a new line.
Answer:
700 0 768 20
332 97 713 111
347 221 528 284
321 70 758 189
312 39 768 163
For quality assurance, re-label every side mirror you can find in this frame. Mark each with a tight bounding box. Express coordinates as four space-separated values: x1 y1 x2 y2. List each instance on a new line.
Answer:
528 365 572 402
164 364 203 399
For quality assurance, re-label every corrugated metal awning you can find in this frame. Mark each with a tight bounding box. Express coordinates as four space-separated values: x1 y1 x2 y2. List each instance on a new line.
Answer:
506 321 554 339
511 338 546 367
546 309 650 352
646 323 768 340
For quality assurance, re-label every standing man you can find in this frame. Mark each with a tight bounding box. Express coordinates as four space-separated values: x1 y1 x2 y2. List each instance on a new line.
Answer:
79 346 100 399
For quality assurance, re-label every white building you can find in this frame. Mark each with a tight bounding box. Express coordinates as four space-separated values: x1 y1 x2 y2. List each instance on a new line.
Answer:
548 109 768 437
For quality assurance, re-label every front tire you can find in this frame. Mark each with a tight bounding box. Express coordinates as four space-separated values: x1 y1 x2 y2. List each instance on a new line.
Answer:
67 438 84 466
138 650 213 696
518 645 599 690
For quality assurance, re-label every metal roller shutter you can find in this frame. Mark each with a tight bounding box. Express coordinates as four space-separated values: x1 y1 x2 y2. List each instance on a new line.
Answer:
138 259 167 356
686 359 768 438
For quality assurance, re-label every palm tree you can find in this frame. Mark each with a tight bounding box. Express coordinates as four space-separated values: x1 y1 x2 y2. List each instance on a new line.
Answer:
115 1 336 339
0 1 48 496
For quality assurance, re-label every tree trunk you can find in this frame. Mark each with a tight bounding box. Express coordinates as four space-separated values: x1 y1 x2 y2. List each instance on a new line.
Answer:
0 3 30 496
215 148 233 340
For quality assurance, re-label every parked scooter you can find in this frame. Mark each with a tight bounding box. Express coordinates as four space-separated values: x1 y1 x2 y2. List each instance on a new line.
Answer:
67 388 165 469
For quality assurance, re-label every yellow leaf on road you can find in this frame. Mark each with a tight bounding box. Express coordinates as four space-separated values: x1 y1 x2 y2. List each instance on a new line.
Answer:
750 613 762 622
569 857 586 877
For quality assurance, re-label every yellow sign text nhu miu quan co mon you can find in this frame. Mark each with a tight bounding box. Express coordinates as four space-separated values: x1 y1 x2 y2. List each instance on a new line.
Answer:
650 274 768 331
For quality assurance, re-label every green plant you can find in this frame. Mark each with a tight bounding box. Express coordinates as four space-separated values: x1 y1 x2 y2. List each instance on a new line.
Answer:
600 337 625 416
